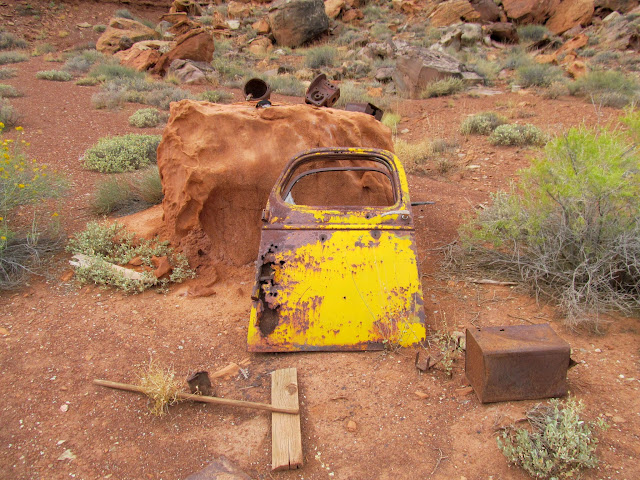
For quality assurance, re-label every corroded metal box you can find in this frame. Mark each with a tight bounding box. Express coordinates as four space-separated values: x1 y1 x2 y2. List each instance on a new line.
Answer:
465 324 571 403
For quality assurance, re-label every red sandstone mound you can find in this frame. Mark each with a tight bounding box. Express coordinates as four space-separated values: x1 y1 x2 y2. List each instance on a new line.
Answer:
157 100 395 269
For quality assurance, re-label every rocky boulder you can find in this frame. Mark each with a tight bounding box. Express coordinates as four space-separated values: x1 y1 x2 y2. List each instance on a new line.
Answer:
392 44 474 98
268 0 329 47
96 18 161 55
167 59 216 84
115 40 171 71
470 0 504 22
546 0 594 34
157 101 394 266
429 0 481 27
151 28 215 75
502 0 559 24
169 0 202 16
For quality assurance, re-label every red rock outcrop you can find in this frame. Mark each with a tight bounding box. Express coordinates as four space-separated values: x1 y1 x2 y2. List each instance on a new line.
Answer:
502 0 559 24
547 0 595 34
96 17 161 55
429 0 481 27
151 28 215 75
157 101 395 266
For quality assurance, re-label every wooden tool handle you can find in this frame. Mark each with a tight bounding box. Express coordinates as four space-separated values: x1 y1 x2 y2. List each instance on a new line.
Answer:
93 379 299 415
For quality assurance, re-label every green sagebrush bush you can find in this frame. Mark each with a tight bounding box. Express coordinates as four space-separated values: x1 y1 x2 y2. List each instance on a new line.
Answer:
489 123 547 146
36 70 72 81
83 134 161 173
461 112 508 135
67 221 194 293
498 398 607 479
454 121 640 325
128 108 165 128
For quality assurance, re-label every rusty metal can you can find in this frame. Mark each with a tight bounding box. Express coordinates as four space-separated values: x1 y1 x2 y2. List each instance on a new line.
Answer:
465 324 571 403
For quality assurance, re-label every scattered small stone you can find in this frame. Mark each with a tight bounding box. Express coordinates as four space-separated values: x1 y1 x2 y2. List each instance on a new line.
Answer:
594 348 601 353
60 404 68 413
0 327 9 336
400 128 409 134
414 390 429 399
77 22 92 28
346 420 357 432
612 416 626 424
57 449 76 461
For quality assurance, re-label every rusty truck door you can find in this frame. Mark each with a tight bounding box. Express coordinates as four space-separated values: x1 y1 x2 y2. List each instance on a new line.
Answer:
247 148 426 352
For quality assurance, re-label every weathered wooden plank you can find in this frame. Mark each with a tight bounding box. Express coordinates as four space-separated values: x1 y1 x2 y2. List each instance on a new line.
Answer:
271 368 303 471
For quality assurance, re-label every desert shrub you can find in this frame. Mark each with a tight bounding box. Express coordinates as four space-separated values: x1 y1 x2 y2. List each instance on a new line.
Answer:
128 108 165 128
144 86 193 109
0 51 28 65
64 50 105 74
114 9 134 20
214 39 233 55
0 124 65 289
91 86 127 109
135 166 163 205
31 43 56 57
543 81 570 99
83 134 161 173
489 124 547 146
305 45 338 69
90 167 163 216
469 59 500 85
502 47 532 70
498 398 607 479
592 51 621 65
569 70 639 108
516 63 563 87
370 24 393 41
88 62 143 81
67 221 194 293
517 24 551 43
199 89 234 103
35 70 72 81
93 24 107 33
454 124 640 324
363 4 383 20
334 81 392 109
381 112 401 134
420 77 465 98
0 68 17 79
461 112 508 135
76 77 100 86
0 32 28 51
267 74 305 96
211 56 251 87
0 99 20 127
394 138 432 174
0 84 22 98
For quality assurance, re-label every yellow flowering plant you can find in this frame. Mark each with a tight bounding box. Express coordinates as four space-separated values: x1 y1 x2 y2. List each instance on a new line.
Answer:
0 123 66 287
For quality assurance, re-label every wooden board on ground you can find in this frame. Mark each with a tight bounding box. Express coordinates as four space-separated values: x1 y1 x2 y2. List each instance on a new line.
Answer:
271 368 303 471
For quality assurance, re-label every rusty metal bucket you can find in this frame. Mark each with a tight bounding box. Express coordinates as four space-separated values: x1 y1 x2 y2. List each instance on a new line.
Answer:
247 148 426 352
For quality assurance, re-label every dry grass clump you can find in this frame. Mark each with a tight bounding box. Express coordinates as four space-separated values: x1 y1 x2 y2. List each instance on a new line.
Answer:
461 111 508 135
420 77 465 98
137 362 183 416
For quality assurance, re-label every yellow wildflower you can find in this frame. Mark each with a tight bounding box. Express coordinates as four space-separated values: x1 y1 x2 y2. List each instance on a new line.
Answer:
0 236 6 241
15 126 23 131
52 212 59 217
18 184 25 188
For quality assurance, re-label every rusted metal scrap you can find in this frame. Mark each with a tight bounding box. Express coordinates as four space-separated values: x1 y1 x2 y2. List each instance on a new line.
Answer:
305 74 340 107
465 324 572 403
244 78 271 101
345 102 384 121
247 147 426 352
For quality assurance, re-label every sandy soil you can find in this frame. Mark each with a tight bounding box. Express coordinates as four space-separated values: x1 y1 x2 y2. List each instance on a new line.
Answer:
1 2 639 480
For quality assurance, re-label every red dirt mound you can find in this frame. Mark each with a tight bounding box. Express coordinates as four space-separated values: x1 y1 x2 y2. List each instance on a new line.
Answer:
157 100 395 268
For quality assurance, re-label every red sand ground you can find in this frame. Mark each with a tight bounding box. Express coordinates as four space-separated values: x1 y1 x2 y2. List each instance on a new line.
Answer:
1 2 639 479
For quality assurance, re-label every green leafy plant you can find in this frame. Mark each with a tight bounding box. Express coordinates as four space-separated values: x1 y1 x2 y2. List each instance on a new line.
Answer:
498 398 607 479
454 123 640 325
83 134 161 173
489 123 547 146
1 124 65 289
461 112 508 135
35 70 72 81
67 221 194 293
128 108 166 128
420 77 465 98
